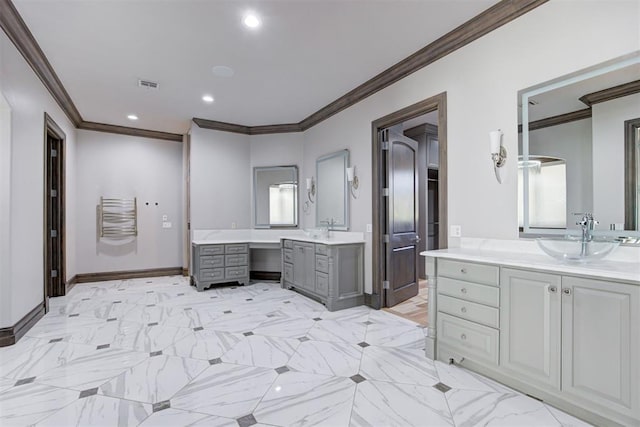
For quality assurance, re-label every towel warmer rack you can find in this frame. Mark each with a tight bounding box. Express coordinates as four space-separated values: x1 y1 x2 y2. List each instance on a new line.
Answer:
99 197 137 238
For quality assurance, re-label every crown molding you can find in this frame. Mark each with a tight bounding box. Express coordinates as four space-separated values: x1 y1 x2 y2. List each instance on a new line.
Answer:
2 0 548 138
579 79 640 107
78 121 183 142
518 108 592 133
192 118 302 135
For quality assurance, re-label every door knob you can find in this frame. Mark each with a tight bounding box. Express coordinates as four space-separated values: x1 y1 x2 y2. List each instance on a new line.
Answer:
412 235 421 243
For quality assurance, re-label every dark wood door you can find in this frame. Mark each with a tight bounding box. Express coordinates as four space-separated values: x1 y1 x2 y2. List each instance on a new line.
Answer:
385 129 420 307
45 133 65 298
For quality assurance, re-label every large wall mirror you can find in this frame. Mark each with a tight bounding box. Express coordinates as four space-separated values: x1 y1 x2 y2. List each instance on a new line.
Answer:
316 149 349 230
254 166 298 228
519 52 640 238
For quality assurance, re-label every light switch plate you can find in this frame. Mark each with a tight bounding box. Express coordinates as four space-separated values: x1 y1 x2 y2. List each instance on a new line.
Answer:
231 222 237 229
162 215 168 221
366 224 372 233
162 222 172 229
450 225 461 238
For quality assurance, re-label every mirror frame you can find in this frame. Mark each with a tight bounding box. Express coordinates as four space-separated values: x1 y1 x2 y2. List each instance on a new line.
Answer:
253 165 299 229
519 53 640 238
316 149 350 231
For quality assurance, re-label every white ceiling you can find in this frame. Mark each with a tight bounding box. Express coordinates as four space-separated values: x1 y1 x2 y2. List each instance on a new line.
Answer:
14 0 498 134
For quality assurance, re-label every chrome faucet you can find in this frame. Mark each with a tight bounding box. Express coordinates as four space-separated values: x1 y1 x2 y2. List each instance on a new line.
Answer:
576 213 598 242
320 218 336 238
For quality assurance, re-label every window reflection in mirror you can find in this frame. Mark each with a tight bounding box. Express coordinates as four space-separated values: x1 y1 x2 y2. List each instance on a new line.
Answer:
254 166 298 228
518 157 567 229
519 53 640 237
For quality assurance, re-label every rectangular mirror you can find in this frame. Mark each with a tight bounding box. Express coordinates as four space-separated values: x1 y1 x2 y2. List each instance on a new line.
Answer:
519 52 640 238
254 166 298 228
316 149 349 230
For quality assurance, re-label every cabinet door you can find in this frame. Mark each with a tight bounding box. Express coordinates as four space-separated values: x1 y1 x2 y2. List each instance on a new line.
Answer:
500 268 561 389
561 276 639 419
292 243 315 291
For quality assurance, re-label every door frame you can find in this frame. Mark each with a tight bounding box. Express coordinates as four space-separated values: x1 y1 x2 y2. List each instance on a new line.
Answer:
371 92 448 309
43 113 66 305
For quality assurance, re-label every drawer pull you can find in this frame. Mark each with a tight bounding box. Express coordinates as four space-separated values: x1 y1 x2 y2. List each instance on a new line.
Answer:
460 333 467 340
461 288 468 294
460 268 467 274
460 307 467 313
549 286 557 293
563 288 572 296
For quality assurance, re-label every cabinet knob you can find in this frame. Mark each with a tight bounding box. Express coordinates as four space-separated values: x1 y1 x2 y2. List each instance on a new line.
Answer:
549 286 557 293
461 288 468 294
562 288 572 295
460 334 467 340
460 307 467 313
460 268 467 274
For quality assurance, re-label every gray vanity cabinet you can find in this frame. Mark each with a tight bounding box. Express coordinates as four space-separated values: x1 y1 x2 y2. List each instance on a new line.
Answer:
282 239 364 311
191 243 250 291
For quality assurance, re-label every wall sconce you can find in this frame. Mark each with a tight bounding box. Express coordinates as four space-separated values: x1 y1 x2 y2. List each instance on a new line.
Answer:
346 166 359 198
306 177 315 203
490 129 507 183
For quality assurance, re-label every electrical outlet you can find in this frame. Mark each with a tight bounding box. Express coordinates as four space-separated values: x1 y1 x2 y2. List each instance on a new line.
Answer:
231 222 237 229
450 225 461 238
162 221 172 229
366 224 372 233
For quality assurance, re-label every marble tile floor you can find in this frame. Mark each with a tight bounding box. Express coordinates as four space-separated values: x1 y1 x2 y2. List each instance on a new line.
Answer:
0 276 592 427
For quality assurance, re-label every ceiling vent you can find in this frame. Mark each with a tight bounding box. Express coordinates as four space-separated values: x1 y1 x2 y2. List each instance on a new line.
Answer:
138 79 159 90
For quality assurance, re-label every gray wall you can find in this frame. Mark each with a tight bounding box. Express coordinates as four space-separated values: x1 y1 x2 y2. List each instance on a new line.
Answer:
0 30 78 326
75 130 183 274
592 93 640 228
525 118 593 229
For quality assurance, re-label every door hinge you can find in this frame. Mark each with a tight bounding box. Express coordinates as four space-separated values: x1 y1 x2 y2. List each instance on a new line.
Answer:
51 149 57 157
381 140 389 150
51 269 58 278
50 230 57 238
383 234 390 243
51 189 57 197
382 281 390 290
382 188 389 197
381 128 389 144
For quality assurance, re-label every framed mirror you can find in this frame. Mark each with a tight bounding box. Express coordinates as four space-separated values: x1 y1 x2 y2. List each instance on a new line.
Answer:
253 166 298 228
316 149 349 230
519 53 640 238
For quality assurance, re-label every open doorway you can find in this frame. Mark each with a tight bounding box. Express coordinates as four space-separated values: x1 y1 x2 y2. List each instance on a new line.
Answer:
371 93 447 325
44 113 66 304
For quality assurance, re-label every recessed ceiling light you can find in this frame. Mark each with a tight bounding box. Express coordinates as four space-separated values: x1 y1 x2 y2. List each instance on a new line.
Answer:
202 95 214 103
243 13 260 28
127 114 138 121
212 65 234 78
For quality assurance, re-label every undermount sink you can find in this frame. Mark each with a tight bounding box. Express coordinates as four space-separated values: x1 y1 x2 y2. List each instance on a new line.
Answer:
536 236 620 262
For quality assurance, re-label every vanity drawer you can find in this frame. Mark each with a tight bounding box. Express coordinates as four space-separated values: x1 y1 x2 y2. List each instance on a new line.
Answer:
437 312 499 366
438 277 499 308
225 266 248 279
283 263 293 283
225 254 248 267
200 245 224 255
200 255 224 268
438 294 499 328
283 249 294 264
438 259 499 287
315 255 329 273
315 271 329 296
283 240 293 249
225 243 248 254
200 268 224 281
316 244 328 256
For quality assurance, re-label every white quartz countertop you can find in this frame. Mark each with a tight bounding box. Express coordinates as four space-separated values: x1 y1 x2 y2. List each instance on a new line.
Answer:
421 248 640 284
191 229 365 246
